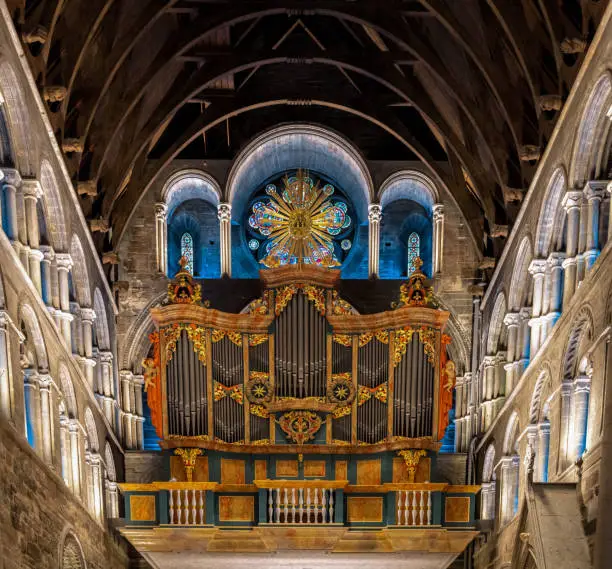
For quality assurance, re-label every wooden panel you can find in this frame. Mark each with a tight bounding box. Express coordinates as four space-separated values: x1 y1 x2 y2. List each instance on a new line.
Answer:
335 460 348 481
218 495 255 522
220 458 246 484
392 457 431 483
356 459 381 485
276 459 299 477
304 460 326 477
254 459 267 480
445 497 471 523
130 495 156 522
347 497 383 523
170 456 209 482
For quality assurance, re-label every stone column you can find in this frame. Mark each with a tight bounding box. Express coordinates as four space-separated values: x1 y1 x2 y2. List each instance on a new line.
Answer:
571 375 591 463
91 454 103 520
59 414 72 487
500 456 519 525
28 249 44 296
106 480 119 518
217 203 232 277
154 202 168 274
1 168 20 241
562 191 582 309
528 259 547 357
432 204 444 275
367 204 382 278
120 370 134 448
22 179 42 249
38 373 54 466
558 382 573 470
583 182 606 270
607 181 612 245
99 351 114 426
0 311 11 420
503 313 520 393
536 422 550 482
547 252 565 320
39 246 54 306
482 356 496 405
494 351 506 400
55 254 73 349
68 420 82 497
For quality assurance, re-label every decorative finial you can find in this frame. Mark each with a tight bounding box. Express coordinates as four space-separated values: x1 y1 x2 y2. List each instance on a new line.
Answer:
412 256 424 273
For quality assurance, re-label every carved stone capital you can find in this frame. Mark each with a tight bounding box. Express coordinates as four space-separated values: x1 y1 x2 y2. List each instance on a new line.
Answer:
490 224 508 239
89 218 110 233
154 202 168 220
43 86 67 104
99 351 114 364
55 253 73 271
80 308 97 324
502 186 525 204
561 190 583 211
102 252 120 265
547 252 566 268
77 180 98 197
560 37 587 54
538 95 562 112
217 203 232 222
368 203 382 223
1 168 21 188
21 178 43 199
503 312 521 327
519 145 541 162
528 259 548 276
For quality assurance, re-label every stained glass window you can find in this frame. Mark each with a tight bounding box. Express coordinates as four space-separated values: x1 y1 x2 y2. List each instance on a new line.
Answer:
180 232 194 274
407 232 420 275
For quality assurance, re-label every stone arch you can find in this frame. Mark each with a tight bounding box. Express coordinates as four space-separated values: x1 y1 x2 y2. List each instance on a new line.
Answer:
535 167 567 257
69 235 91 307
508 236 533 311
59 530 86 569
529 368 552 425
378 170 439 209
84 407 99 453
571 71 612 188
19 303 48 370
104 442 116 482
503 411 520 455
487 292 507 355
39 159 68 251
93 289 110 350
0 60 36 175
226 124 374 221
161 168 222 214
561 306 594 382
59 365 78 419
483 444 496 482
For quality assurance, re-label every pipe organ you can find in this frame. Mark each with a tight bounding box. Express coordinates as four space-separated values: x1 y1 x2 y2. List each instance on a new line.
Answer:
143 258 455 452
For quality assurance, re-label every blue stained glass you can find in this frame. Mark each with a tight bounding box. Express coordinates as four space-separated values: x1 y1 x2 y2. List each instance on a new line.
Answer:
181 232 194 274
407 232 420 275
248 239 260 250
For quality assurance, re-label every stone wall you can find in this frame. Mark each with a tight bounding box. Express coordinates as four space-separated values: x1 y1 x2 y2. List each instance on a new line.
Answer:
0 419 129 569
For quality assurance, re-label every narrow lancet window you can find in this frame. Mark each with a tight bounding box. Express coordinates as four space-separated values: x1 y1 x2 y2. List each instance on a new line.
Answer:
181 232 194 274
407 232 420 275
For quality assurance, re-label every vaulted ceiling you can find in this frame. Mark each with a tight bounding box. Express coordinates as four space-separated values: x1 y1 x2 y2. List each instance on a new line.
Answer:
10 0 607 256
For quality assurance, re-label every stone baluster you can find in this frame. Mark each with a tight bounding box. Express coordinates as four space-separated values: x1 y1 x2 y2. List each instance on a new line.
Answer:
432 204 444 275
583 181 606 270
368 204 382 278
154 203 168 274
1 168 20 242
217 203 232 277
562 191 582 309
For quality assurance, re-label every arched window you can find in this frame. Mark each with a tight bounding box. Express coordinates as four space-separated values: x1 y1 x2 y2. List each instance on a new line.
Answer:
60 533 85 569
180 232 194 274
407 232 420 275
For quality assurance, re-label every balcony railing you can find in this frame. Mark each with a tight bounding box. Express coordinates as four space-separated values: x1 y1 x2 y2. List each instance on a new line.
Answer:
120 480 479 529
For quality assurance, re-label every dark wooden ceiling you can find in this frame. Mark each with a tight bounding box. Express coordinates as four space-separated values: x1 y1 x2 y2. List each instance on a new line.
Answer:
9 0 607 256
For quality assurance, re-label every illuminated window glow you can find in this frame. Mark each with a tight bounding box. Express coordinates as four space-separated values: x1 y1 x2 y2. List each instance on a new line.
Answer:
407 232 420 275
181 232 194 274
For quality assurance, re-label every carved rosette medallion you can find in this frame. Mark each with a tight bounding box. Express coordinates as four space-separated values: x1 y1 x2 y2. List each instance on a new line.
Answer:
279 411 323 445
246 371 272 404
327 373 355 405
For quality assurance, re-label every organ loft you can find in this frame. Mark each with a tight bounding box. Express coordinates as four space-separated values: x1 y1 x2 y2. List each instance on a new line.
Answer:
0 2 611 569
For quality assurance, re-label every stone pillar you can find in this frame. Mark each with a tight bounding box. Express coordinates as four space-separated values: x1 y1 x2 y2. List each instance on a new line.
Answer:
518 308 531 369
22 179 42 249
38 373 54 466
559 382 573 470
59 414 72 487
367 204 382 278
500 456 519 525
28 249 44 296
503 313 520 393
217 203 232 277
607 181 612 245
106 480 119 518
55 254 73 312
562 191 582 309
91 454 103 521
99 352 114 426
571 375 591 462
0 311 11 420
583 182 605 270
1 168 20 241
536 422 550 482
482 356 496 403
494 351 506 400
547 252 565 318
154 202 168 274
39 246 54 306
120 370 134 448
68 420 82 497
432 204 444 275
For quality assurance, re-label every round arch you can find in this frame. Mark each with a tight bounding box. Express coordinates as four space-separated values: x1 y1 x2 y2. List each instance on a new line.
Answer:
378 170 439 209
19 303 48 370
59 365 78 419
503 411 520 455
225 124 374 222
161 168 222 215
93 289 110 351
84 408 99 453
69 235 91 307
487 292 507 355
534 167 566 257
483 444 496 482
104 442 116 482
58 529 86 569
39 159 68 251
508 236 533 312
571 71 612 188
529 368 552 425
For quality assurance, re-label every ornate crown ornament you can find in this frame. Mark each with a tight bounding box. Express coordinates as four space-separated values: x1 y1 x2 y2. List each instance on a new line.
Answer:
167 256 207 305
392 257 440 309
